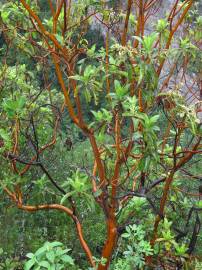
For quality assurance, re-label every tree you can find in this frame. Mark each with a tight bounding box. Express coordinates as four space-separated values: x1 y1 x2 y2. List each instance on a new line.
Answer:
0 0 201 269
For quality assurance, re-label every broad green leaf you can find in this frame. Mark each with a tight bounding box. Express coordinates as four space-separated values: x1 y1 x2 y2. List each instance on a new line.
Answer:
39 261 51 268
35 246 46 256
46 250 55 263
61 254 74 265
24 259 35 270
26 253 34 259
49 241 63 248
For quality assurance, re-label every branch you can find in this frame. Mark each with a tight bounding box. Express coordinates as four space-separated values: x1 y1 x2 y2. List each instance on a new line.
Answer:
121 0 133 46
157 0 193 76
19 0 67 56
3 184 95 268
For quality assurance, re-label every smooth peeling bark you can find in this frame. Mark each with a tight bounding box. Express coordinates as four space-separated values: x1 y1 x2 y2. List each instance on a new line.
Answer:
121 0 133 46
53 0 65 34
151 171 175 245
98 209 118 270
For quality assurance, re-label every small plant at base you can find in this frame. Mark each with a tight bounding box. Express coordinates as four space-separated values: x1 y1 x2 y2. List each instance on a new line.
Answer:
113 224 153 269
24 241 75 270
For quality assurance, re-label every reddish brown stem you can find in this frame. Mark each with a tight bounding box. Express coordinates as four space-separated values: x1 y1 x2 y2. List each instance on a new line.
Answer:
121 0 133 46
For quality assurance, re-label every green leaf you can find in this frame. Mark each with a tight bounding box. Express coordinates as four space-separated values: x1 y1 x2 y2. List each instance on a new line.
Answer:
69 75 84 82
60 192 74 205
35 245 47 256
55 248 71 257
143 33 158 53
138 158 146 171
195 200 202 208
26 253 34 259
84 89 92 103
156 19 168 33
39 261 51 268
132 35 143 44
87 44 96 57
49 265 55 270
150 115 159 124
17 96 26 109
61 254 74 265
114 80 121 94
100 257 107 266
0 129 10 141
49 241 63 248
114 80 129 99
121 233 130 238
46 250 55 263
24 259 35 270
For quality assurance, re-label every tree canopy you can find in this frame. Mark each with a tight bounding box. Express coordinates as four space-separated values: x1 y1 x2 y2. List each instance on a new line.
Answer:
0 0 201 269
